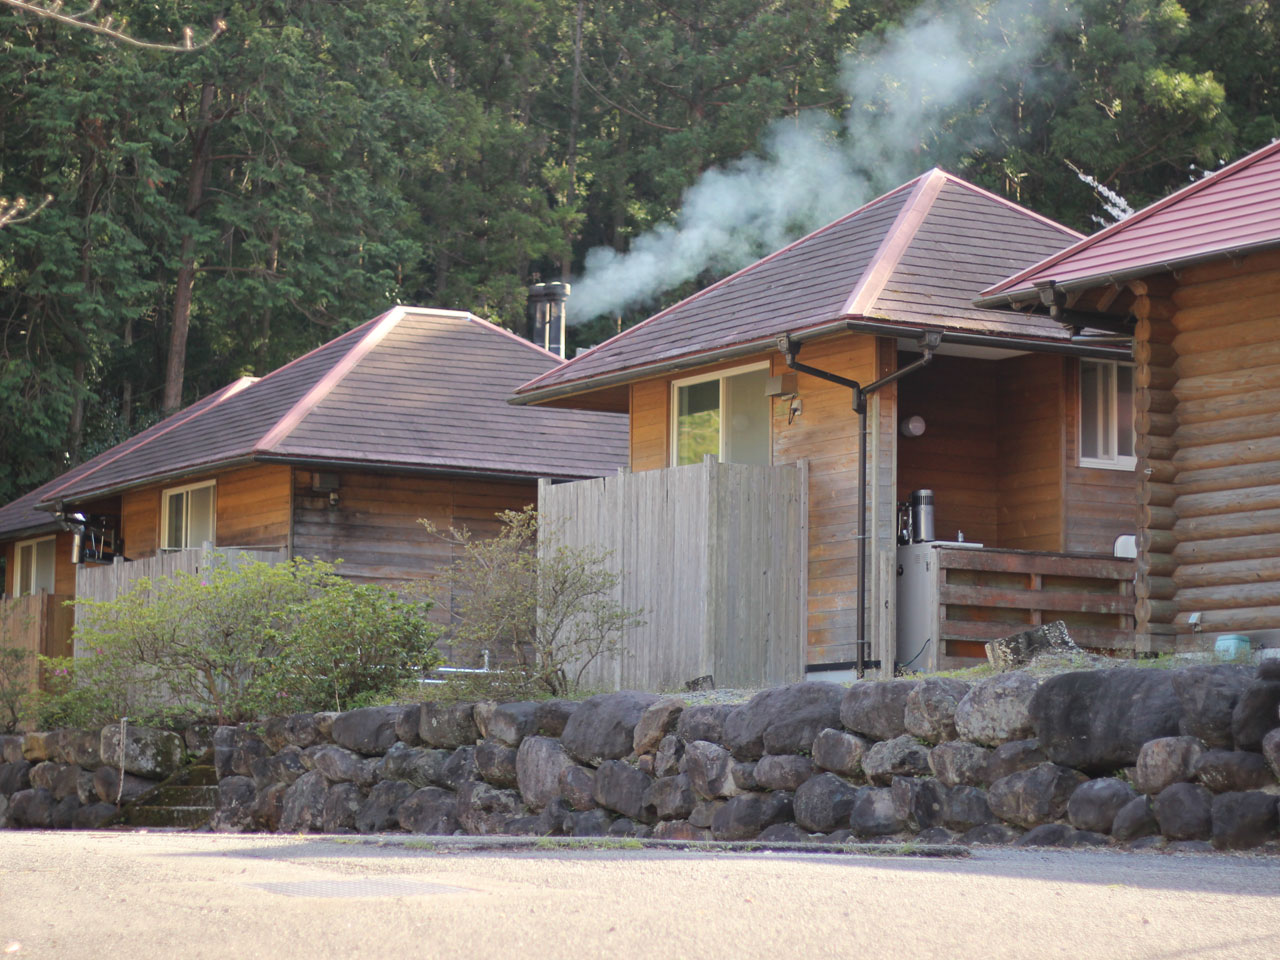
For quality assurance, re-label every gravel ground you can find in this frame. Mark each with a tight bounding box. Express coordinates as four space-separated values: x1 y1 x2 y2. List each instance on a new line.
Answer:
2 831 1278 960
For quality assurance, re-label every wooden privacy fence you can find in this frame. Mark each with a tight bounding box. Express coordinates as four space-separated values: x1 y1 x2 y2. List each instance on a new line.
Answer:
928 546 1136 670
539 457 808 692
1 592 74 694
74 544 289 652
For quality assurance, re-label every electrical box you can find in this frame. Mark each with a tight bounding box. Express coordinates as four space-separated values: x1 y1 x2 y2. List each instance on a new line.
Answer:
765 373 797 397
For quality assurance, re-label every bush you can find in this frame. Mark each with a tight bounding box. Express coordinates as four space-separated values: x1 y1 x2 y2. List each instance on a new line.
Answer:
422 507 642 698
0 644 33 733
257 579 441 713
41 556 440 726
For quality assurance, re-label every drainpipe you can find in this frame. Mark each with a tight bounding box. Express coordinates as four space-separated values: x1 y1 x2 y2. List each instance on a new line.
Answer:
777 331 940 678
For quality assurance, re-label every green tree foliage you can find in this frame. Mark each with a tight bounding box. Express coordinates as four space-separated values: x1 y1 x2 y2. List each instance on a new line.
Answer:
2 0 1279 506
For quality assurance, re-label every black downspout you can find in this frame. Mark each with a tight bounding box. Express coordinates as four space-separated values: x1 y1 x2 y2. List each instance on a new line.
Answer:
777 332 939 677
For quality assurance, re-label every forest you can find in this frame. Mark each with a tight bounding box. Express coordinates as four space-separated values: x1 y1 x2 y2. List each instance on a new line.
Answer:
0 0 1276 505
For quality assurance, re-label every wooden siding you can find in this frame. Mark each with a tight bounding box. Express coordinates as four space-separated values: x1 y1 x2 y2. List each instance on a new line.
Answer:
291 468 534 585
1 541 10 596
215 464 292 548
1062 357 1140 554
996 353 1065 551
117 464 292 560
629 379 668 472
1162 252 1280 640
626 336 885 667
539 459 807 691
0 533 76 599
897 355 1000 545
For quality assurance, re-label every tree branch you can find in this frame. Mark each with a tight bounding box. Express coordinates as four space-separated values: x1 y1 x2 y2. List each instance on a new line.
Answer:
0 0 225 51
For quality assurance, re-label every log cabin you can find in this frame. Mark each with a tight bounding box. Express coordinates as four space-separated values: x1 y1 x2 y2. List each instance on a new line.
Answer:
514 169 1139 685
979 138 1280 655
0 307 627 671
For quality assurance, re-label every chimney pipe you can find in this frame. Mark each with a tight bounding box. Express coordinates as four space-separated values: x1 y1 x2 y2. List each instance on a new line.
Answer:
528 281 571 359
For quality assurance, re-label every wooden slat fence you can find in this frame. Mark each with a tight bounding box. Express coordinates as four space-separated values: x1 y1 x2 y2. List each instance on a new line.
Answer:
74 545 289 652
931 546 1136 669
539 457 807 692
1 592 74 697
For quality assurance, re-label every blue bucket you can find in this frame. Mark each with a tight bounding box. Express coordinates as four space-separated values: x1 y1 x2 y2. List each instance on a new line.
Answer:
1214 634 1251 660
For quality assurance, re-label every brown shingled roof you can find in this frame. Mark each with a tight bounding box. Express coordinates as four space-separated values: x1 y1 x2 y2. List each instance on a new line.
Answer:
5 308 626 515
514 169 1083 404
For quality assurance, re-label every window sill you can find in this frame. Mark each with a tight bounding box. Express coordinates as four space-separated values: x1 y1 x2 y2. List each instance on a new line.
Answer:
1079 457 1137 472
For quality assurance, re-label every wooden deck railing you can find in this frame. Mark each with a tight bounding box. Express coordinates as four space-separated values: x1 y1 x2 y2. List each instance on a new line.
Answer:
933 546 1136 669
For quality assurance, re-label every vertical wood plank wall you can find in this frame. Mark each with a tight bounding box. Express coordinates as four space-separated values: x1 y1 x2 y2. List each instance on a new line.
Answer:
1 542 10 596
1162 252 1280 641
996 353 1065 551
897 355 1001 545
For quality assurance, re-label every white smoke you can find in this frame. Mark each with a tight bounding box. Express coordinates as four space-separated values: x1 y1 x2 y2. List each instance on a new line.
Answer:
569 0 1072 324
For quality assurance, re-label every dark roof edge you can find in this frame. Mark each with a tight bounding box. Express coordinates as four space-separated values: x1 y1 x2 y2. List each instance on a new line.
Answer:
0 519 64 542
975 238 1280 308
514 316 1130 406
252 455 612 483
36 457 259 509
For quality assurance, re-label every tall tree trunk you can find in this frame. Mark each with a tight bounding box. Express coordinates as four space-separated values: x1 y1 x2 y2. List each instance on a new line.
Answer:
560 0 584 281
163 82 216 416
120 314 133 430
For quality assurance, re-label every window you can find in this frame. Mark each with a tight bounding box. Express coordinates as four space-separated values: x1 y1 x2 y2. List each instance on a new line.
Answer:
671 363 772 466
161 480 216 549
1080 360 1135 470
14 535 56 596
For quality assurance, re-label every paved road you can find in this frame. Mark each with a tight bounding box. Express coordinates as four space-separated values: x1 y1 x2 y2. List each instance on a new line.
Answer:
1 832 1278 959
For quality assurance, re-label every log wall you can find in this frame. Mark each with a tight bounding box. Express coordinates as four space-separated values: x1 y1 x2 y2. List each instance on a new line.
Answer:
1163 252 1280 642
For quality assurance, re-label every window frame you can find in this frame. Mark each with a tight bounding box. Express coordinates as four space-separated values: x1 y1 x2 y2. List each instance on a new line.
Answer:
669 360 773 467
1078 359 1137 471
13 534 56 596
160 479 217 550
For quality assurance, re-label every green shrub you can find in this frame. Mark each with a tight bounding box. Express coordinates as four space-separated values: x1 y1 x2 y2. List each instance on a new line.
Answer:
0 644 33 733
257 579 441 713
422 507 642 699
41 556 440 726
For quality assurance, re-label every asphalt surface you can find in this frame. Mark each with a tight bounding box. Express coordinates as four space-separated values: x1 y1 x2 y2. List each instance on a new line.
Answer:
1 831 1278 959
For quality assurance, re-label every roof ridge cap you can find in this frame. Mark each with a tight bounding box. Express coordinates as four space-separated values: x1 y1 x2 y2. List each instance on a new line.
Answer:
39 377 256 504
842 169 948 316
255 306 407 453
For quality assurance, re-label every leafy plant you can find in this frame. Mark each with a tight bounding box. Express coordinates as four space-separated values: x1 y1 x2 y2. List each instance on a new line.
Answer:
422 507 642 698
259 579 441 714
41 555 440 726
0 643 34 733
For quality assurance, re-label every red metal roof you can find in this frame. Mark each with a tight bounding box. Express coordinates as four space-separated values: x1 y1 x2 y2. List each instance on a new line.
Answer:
1 309 626 518
980 139 1280 304
514 170 1083 403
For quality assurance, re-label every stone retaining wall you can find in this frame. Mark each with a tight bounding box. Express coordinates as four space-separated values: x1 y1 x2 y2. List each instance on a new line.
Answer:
4 662 1280 851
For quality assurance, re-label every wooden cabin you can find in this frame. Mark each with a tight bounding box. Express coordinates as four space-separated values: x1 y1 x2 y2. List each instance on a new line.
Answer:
0 307 627 671
515 170 1138 684
980 140 1280 654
